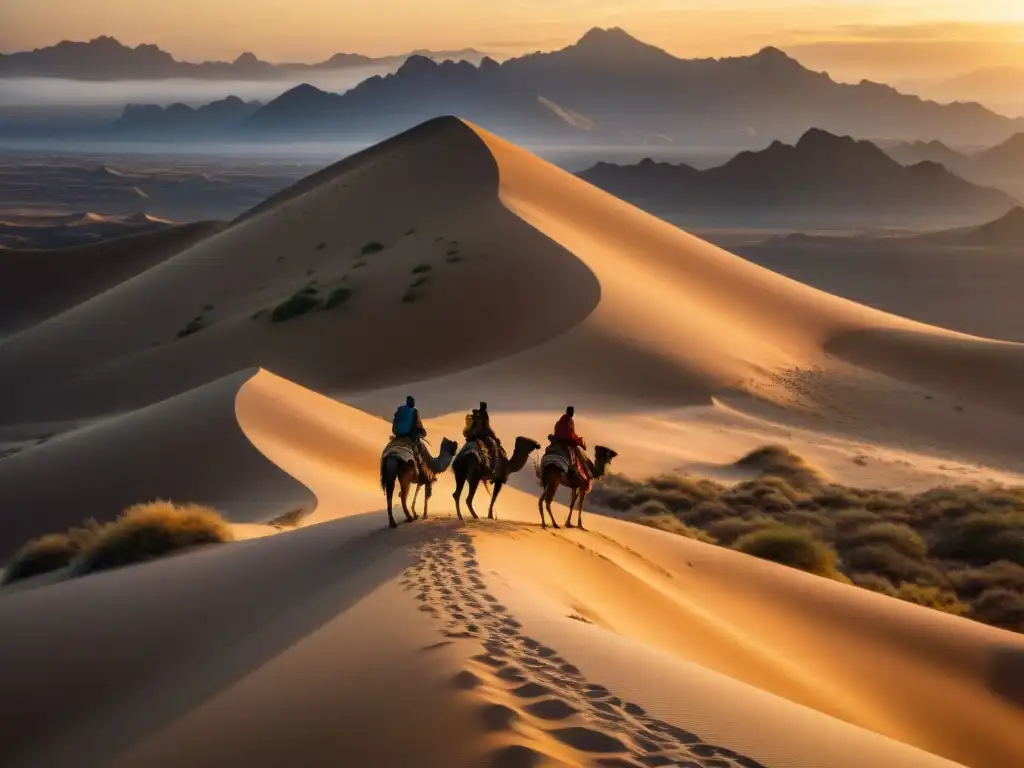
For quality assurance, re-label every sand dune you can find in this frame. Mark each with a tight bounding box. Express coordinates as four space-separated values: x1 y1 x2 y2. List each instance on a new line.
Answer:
0 220 223 335
3 117 1024 768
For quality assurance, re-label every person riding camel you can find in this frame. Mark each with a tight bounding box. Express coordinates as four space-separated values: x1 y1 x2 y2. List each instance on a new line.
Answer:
392 396 429 468
552 406 593 482
464 401 505 474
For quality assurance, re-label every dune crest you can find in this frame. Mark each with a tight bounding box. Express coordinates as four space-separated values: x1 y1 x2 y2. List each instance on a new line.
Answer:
4 117 1024 768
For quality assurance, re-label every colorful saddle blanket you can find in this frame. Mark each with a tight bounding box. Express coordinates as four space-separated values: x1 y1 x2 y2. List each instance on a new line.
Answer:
456 437 507 478
382 436 435 484
541 441 593 489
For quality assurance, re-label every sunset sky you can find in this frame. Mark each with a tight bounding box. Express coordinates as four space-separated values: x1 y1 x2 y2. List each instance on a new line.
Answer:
3 0 1024 80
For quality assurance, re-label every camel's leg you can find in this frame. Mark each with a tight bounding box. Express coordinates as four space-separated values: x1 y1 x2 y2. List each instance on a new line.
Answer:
543 477 561 530
565 487 578 528
411 483 420 516
576 491 588 530
465 474 481 520
385 473 398 529
488 480 504 520
399 471 414 523
452 470 465 521
538 485 548 528
423 483 432 520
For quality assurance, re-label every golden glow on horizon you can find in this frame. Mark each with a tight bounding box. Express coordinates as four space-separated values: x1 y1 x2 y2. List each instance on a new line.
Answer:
2 0 1024 66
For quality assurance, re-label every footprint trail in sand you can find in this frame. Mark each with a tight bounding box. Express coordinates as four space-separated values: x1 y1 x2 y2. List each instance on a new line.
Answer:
401 523 770 768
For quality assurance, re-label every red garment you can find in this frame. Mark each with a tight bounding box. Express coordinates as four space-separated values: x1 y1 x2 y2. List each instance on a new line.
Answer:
553 414 584 447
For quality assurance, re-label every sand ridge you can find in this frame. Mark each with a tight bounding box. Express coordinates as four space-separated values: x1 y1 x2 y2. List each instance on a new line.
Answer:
3 116 1024 768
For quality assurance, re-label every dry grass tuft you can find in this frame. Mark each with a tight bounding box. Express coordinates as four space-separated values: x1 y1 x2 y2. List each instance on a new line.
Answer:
74 501 233 575
1 521 101 586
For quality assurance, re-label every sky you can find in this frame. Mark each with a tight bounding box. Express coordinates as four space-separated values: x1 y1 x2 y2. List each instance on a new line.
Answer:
3 0 1024 81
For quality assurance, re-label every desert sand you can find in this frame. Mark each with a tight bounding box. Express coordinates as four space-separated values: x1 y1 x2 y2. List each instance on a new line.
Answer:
1 117 1022 768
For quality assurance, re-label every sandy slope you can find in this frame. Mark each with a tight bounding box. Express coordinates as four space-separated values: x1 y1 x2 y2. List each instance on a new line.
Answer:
0 221 223 336
3 118 1024 768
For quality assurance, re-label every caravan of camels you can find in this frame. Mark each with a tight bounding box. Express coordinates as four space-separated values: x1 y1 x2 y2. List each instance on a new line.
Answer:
380 398 617 530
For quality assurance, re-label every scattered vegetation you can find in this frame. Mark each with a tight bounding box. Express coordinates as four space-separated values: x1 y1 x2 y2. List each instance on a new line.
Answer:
567 613 593 625
402 290 421 304
177 315 206 338
2 502 232 585
410 276 430 289
361 241 385 255
591 445 1024 632
412 264 432 275
74 501 233 575
268 507 309 529
271 287 320 322
405 228 417 236
323 287 354 309
353 260 368 269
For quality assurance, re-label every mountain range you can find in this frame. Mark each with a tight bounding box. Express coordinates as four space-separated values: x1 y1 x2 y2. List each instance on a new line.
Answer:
578 128 1019 228
85 28 1024 148
886 133 1024 199
0 36 488 80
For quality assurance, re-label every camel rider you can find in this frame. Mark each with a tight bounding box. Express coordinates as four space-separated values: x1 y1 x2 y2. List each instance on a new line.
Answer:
393 396 429 464
465 401 504 472
552 406 592 481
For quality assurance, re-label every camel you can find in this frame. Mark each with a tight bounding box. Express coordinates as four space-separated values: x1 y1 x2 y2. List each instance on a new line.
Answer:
451 436 541 521
380 437 457 529
537 444 617 530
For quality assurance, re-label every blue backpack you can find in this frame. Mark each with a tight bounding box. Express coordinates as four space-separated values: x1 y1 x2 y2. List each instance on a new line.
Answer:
393 404 415 437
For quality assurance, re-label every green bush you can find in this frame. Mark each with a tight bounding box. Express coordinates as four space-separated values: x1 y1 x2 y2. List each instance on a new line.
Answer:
733 526 840 579
839 522 927 559
932 512 1024 566
75 501 233 575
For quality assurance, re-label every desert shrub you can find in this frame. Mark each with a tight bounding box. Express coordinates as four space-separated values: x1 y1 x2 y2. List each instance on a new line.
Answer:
361 241 384 255
271 289 320 322
733 526 840 579
948 561 1024 598
401 290 420 304
891 583 969 617
839 522 927 559
732 445 822 489
410 276 430 289
177 315 205 338
685 499 734 526
833 508 883 532
636 499 670 516
851 572 897 597
971 588 1024 631
323 287 353 309
843 544 946 586
75 501 232 575
931 512 1024 566
706 515 777 545
1 521 101 586
411 263 432 274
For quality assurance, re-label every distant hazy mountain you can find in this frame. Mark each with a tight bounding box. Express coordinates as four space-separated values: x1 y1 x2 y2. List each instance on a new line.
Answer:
112 96 264 136
917 207 1024 247
885 140 973 174
243 56 586 141
493 27 1023 146
884 133 1024 201
0 36 489 81
898 67 1024 120
579 128 1019 227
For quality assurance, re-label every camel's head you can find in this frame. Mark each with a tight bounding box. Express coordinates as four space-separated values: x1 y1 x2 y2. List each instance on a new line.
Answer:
515 436 542 454
440 437 458 456
595 446 618 465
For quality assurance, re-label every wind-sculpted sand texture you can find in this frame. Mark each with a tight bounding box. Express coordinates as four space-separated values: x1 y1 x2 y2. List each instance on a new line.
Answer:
4 116 1024 768
403 525 771 768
